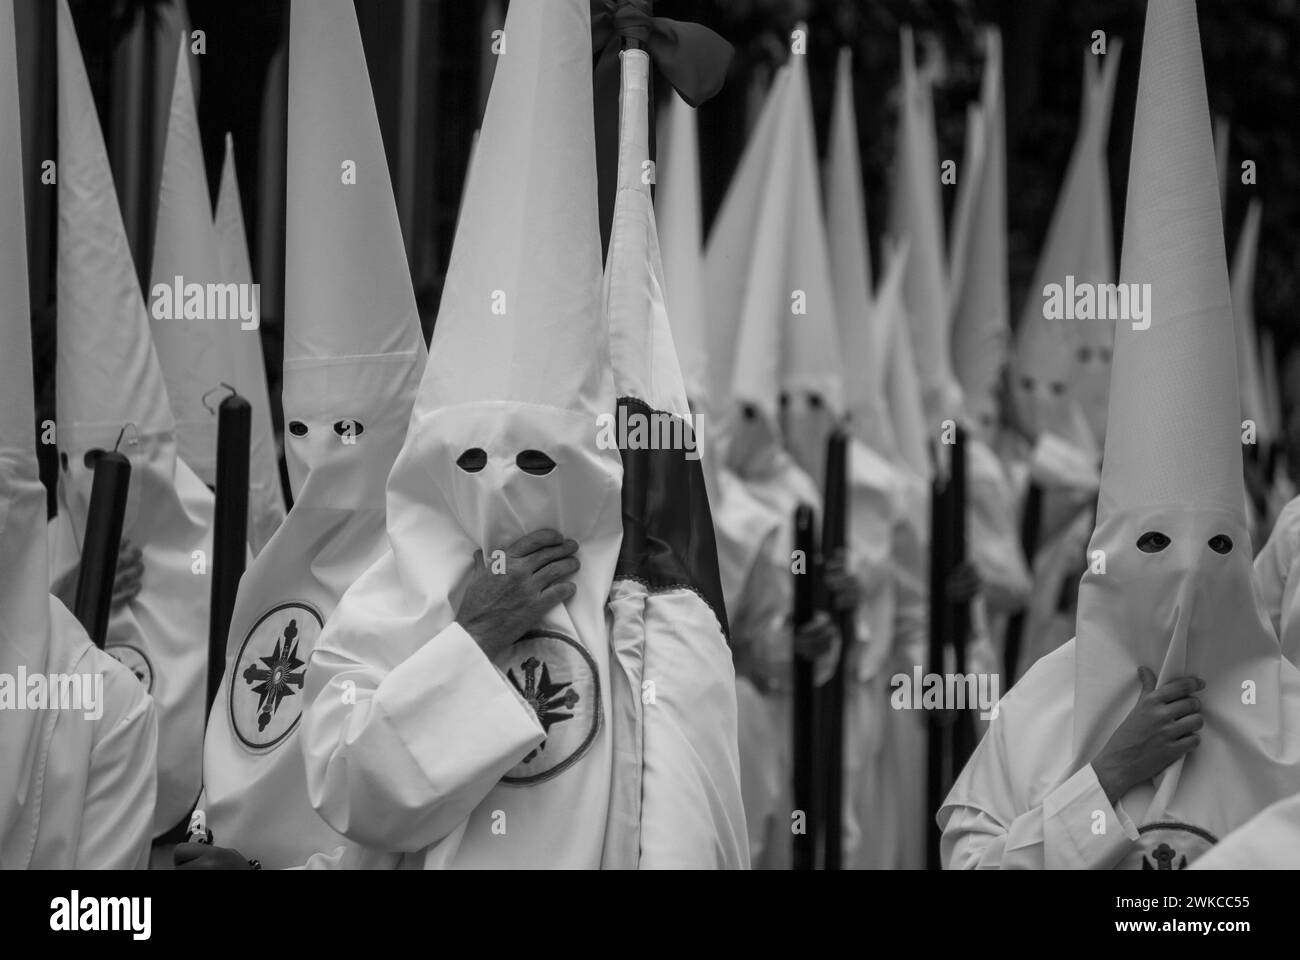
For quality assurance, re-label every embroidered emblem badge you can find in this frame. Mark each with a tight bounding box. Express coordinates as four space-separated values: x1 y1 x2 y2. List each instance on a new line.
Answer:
106 644 153 693
1117 821 1219 870
229 602 323 751
496 629 600 785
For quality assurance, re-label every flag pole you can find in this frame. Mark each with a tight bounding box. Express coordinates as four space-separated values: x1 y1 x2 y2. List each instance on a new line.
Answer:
791 502 819 870
72 450 131 647
207 393 251 714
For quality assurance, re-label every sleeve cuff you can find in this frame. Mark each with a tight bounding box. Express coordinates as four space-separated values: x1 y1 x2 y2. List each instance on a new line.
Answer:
1043 763 1140 869
376 622 545 793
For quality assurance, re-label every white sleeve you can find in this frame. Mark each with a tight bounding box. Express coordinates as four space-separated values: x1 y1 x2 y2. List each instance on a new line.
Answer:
1253 498 1300 640
77 679 158 869
302 620 544 853
942 764 1139 869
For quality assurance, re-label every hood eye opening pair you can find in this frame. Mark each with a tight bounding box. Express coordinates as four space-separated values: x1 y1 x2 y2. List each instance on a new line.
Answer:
1137 531 1233 555
288 419 364 438
456 448 556 477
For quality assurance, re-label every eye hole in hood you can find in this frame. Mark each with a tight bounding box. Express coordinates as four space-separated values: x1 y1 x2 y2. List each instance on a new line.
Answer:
1137 531 1171 553
288 420 309 437
516 450 556 476
456 448 487 473
333 419 364 438
1208 534 1233 555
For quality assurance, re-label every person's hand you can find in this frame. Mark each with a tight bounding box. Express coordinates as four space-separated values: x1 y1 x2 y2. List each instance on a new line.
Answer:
456 530 580 660
111 541 144 610
794 611 837 662
1092 667 1205 806
945 561 982 603
823 554 860 612
173 843 255 870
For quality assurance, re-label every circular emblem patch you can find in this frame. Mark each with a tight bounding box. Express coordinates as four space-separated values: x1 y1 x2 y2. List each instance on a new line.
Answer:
1117 821 1219 870
496 629 601 785
229 602 323 751
106 644 153 693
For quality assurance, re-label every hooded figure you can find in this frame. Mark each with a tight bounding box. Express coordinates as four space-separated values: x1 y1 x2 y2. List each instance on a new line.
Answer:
823 47 927 869
214 134 285 555
53 0 213 837
0 0 157 868
601 44 747 869
301 0 625 868
200 0 427 870
702 49 829 869
660 84 789 868
939 0 1300 869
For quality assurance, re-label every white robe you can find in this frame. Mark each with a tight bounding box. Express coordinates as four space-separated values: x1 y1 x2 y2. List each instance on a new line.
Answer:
14 599 158 869
939 640 1143 869
1253 494 1300 666
1192 792 1300 869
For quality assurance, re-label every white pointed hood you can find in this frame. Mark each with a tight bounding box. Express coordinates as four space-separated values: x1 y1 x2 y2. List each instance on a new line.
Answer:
0 0 57 863
948 28 1009 437
703 65 789 421
281 0 428 507
304 0 624 869
826 48 897 461
1073 0 1300 847
1230 199 1271 446
1012 45 1119 447
889 27 959 429
213 134 285 554
718 47 843 488
57 0 215 835
201 0 427 869
149 39 233 485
